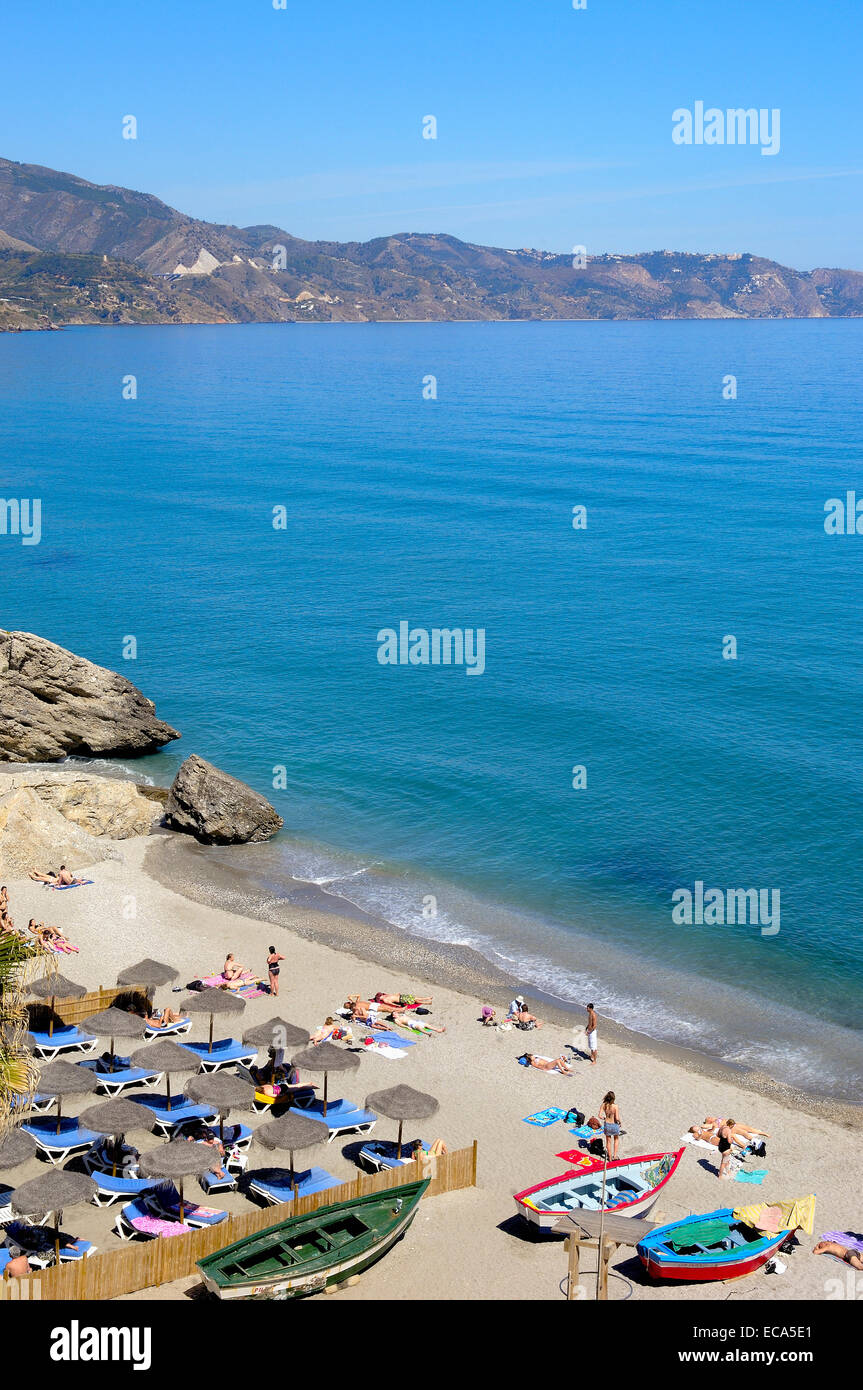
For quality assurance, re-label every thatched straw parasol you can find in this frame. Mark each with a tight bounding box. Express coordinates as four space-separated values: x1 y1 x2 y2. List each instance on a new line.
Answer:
28 973 86 1038
117 959 179 990
184 1072 255 1144
0 1127 37 1170
365 1084 439 1158
83 1007 146 1071
11 1168 97 1265
176 987 245 1053
291 1042 359 1118
78 1097 158 1177
252 1112 329 1198
137 1138 216 1223
243 1017 309 1082
34 1059 99 1134
129 1039 198 1112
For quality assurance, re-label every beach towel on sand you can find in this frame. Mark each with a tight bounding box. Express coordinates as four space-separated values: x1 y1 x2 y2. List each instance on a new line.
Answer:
735 1168 768 1184
522 1107 568 1127
680 1132 716 1152
47 880 93 890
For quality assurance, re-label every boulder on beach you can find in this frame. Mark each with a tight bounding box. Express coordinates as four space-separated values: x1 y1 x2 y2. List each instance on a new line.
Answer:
164 754 283 844
0 785 120 877
0 629 180 762
0 770 160 839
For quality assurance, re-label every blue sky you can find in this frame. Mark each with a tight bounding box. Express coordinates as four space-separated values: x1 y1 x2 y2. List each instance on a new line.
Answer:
3 0 862 267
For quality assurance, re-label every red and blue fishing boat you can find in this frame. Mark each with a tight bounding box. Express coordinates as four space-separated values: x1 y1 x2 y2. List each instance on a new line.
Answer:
636 1206 793 1282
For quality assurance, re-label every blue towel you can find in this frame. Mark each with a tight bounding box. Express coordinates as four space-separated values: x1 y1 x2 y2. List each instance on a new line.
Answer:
569 1124 595 1139
735 1168 769 1184
523 1107 568 1127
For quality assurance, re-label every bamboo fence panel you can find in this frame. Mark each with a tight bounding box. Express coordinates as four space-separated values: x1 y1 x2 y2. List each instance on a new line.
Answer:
28 985 148 1029
0 1142 478 1302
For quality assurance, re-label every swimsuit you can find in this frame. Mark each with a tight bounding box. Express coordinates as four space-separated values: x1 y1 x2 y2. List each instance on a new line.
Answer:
268 961 280 976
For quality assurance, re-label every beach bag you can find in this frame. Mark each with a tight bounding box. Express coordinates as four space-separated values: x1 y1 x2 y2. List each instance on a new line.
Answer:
587 1115 602 1130
564 1108 585 1127
588 1138 606 1157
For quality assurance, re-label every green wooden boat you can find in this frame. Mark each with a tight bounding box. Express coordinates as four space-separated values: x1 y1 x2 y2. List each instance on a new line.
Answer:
197 1179 429 1299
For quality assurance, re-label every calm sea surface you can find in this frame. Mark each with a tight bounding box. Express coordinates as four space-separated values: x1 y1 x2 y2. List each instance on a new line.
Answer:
2 319 862 1099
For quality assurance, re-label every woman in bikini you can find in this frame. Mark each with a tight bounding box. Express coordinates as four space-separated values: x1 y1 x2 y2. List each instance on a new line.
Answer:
222 953 248 983
599 1090 622 1160
524 1053 573 1075
266 946 285 997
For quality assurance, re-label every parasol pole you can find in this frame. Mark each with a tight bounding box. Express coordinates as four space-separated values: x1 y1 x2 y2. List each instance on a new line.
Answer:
595 1148 609 1302
397 1119 404 1161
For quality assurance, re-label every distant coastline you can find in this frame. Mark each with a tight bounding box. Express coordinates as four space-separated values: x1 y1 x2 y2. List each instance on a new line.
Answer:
2 154 862 332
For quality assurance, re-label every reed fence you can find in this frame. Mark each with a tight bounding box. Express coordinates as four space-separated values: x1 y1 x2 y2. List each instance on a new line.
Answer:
27 984 149 1031
0 1141 478 1302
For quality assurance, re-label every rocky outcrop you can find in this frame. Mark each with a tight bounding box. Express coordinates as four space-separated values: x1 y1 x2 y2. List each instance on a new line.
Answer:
164 754 283 844
0 785 120 877
0 770 160 838
0 630 180 762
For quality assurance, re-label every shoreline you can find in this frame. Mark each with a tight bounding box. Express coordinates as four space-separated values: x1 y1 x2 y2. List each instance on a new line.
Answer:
142 830 863 1130
3 826 861 1301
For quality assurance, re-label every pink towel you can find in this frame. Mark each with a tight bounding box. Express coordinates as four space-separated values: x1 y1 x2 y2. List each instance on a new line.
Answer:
131 1214 192 1238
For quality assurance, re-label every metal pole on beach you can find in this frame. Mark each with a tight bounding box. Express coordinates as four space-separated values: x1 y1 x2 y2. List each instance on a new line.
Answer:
595 1149 608 1302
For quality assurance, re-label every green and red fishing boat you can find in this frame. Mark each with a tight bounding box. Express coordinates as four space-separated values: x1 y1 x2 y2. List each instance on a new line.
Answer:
197 1179 428 1299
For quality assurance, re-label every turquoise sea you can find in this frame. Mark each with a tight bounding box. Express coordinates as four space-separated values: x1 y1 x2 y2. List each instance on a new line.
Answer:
2 319 862 1100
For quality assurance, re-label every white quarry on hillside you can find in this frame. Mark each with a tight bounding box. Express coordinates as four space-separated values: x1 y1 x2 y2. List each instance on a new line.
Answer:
172 247 221 276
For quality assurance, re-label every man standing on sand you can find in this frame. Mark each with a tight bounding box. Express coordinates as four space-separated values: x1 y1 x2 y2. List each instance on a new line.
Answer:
585 1003 598 1064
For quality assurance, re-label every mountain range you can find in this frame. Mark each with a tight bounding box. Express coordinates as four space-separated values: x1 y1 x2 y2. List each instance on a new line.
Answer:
1 155 862 331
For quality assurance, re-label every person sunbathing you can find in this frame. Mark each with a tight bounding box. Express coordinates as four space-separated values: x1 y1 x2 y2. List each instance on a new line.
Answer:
813 1240 863 1270
56 865 85 886
184 1123 229 1181
524 1053 572 1074
507 996 543 1030
1 1244 31 1279
310 1017 352 1044
391 1009 446 1034
373 991 433 1008
344 996 396 1025
222 952 249 982
691 1118 770 1145
28 868 59 884
141 1005 184 1029
27 919 76 952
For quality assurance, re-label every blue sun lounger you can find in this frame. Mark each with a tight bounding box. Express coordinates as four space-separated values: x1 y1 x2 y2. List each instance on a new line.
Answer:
293 1096 378 1142
146 1184 228 1228
6 1221 95 1262
80 1058 162 1096
0 1184 14 1225
358 1140 429 1173
246 1167 342 1206
88 1171 158 1209
115 1199 193 1241
29 1025 98 1060
178 1039 257 1072
142 1017 192 1040
10 1092 56 1116
21 1117 102 1166
127 1094 218 1135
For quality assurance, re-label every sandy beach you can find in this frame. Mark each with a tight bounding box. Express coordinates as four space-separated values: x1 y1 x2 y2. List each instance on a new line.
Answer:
5 829 860 1304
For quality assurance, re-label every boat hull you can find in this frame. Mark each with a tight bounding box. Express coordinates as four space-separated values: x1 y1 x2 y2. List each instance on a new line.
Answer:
514 1149 684 1232
197 1179 428 1300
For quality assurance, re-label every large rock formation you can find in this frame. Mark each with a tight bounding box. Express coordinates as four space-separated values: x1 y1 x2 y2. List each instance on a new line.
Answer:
164 754 283 844
0 770 160 838
0 785 120 877
0 630 180 762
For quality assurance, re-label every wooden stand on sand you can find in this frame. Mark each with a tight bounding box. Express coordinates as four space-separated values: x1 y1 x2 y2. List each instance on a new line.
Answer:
556 1209 667 1301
